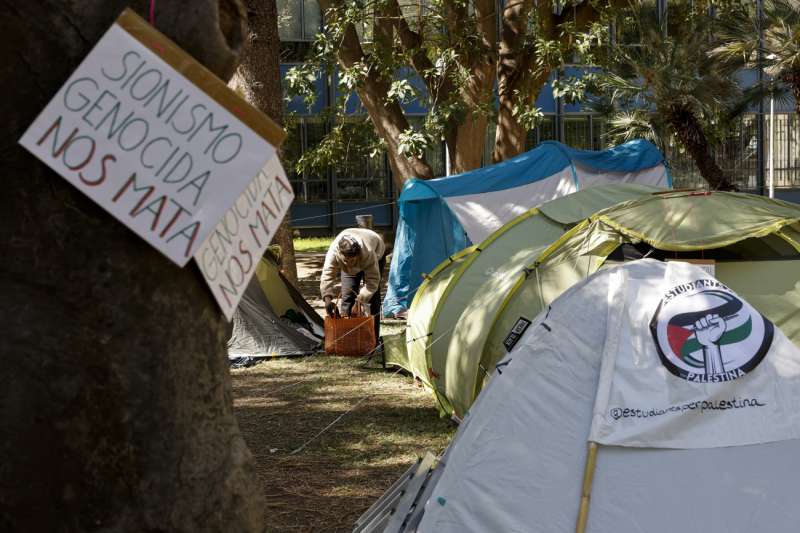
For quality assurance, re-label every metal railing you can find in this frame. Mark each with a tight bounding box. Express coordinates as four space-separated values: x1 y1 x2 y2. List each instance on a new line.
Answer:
667 113 800 190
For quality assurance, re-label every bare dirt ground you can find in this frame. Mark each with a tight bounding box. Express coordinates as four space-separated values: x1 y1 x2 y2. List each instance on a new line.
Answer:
232 356 454 532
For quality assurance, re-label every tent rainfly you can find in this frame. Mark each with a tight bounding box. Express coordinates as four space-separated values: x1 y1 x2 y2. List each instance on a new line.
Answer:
382 139 672 316
228 256 323 359
393 190 800 418
386 183 662 414
410 260 800 533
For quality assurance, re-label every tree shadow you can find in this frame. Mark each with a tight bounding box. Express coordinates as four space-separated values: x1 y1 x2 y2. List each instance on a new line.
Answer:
231 358 453 532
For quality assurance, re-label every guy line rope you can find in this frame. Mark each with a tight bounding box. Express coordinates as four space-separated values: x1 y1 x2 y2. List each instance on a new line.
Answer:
281 323 457 458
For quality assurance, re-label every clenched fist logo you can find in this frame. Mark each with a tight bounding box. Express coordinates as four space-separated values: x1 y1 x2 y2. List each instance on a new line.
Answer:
694 313 726 375
650 286 774 383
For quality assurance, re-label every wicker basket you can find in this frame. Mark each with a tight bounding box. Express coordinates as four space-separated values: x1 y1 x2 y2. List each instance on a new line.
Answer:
324 305 376 356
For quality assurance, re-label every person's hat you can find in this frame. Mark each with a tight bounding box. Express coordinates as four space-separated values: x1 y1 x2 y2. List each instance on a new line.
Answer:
338 235 361 257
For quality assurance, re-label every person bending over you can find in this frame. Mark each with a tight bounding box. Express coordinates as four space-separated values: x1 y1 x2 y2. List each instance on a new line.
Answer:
320 228 386 340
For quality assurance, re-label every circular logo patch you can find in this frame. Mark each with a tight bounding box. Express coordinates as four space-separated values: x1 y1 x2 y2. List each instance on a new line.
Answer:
650 281 773 383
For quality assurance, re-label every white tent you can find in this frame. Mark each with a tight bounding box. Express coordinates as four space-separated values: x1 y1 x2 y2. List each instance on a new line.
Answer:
414 259 800 533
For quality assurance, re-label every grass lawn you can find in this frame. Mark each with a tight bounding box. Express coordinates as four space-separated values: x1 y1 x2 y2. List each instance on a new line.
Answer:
232 356 455 532
294 236 334 253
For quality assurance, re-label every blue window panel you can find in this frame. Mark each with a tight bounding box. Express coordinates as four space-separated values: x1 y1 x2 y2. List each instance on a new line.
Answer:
281 64 327 115
290 203 330 228
333 202 393 227
536 72 556 113
776 189 800 204
343 91 366 114
776 95 796 113
736 68 759 89
397 67 430 114
562 66 591 113
735 70 762 112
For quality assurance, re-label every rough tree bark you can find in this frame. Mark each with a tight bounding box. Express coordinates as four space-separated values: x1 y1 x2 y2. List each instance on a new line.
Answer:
320 0 435 188
236 0 299 285
494 0 622 162
386 0 496 175
446 0 496 173
494 0 536 161
0 1 264 531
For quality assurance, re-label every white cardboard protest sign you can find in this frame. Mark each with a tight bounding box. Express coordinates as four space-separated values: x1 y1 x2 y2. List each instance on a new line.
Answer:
195 156 294 320
18 9 283 266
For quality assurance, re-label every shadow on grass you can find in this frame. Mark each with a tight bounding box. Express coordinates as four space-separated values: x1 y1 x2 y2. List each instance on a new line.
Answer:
296 253 326 278
231 357 454 533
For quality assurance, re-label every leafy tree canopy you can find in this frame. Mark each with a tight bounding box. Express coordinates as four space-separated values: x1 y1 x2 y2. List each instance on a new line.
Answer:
285 0 616 185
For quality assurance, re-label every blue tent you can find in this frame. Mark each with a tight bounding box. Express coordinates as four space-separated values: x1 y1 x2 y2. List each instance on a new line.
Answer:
382 139 671 316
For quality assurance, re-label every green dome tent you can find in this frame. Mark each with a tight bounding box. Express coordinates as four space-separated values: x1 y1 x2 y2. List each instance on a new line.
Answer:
390 189 800 418
228 255 324 359
386 183 663 415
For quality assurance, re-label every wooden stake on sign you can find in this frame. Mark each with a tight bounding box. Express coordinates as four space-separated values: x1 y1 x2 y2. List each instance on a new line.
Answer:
575 441 599 533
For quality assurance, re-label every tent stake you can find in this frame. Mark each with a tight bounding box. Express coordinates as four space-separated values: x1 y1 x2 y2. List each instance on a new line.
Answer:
576 441 599 533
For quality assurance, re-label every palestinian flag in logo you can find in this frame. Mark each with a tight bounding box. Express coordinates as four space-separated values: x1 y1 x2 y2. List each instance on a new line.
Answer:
651 284 773 383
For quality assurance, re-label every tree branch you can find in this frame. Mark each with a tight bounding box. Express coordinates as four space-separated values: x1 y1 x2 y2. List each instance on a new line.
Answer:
497 0 533 99
443 0 468 39
386 0 453 101
319 0 434 183
493 0 626 161
474 0 498 55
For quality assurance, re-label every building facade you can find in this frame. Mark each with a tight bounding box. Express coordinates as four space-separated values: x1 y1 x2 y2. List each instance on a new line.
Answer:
278 0 800 235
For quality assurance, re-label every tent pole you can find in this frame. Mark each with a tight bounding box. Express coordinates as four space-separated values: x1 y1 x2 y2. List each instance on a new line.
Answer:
576 441 599 533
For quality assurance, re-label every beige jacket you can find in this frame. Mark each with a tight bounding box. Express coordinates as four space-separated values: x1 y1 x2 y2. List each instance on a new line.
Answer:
320 228 386 303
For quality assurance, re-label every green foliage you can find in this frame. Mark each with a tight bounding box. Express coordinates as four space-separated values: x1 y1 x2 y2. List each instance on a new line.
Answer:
605 109 660 144
282 0 609 176
284 64 319 110
339 62 369 91
293 236 334 252
296 119 384 176
398 128 433 159
551 76 587 104
387 79 417 104
763 0 800 78
590 0 742 150
574 22 610 62
712 0 800 113
511 92 545 131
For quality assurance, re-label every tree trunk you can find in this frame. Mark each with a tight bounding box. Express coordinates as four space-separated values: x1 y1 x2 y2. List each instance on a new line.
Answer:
320 0 434 188
446 0 496 173
493 0 534 162
444 62 494 174
237 0 298 285
354 64 435 187
494 71 550 161
450 112 490 173
493 0 623 162
0 1 264 531
666 104 736 190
